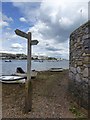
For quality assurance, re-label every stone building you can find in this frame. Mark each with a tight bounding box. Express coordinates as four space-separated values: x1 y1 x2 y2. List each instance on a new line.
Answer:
69 20 90 110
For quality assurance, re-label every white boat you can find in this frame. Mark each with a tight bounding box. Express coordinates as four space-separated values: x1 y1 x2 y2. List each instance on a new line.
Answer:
15 71 37 78
5 60 12 62
0 75 25 83
49 68 63 72
15 67 37 78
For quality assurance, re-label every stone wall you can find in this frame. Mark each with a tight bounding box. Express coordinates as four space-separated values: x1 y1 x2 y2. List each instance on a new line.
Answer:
69 20 90 110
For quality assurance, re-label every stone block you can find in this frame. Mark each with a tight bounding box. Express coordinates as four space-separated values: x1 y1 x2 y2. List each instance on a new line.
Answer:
84 56 89 62
69 72 75 80
77 61 83 65
74 43 77 48
82 77 88 83
83 68 88 77
76 73 81 82
85 27 88 34
77 45 82 49
86 54 90 56
77 66 81 73
82 53 86 56
77 37 81 43
70 67 77 74
74 63 77 68
82 34 90 40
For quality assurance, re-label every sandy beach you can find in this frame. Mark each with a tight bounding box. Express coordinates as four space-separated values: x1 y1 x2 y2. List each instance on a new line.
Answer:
2 70 87 118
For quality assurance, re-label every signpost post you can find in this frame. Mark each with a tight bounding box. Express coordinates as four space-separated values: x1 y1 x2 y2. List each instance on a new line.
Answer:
15 29 38 113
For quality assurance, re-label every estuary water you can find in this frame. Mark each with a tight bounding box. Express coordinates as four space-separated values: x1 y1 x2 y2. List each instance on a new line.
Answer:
0 60 69 75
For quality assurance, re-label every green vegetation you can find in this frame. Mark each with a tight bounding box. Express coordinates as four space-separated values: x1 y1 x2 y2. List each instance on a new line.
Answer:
69 105 86 119
47 57 57 60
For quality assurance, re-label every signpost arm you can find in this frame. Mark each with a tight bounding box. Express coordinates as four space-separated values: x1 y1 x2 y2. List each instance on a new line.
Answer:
25 32 32 113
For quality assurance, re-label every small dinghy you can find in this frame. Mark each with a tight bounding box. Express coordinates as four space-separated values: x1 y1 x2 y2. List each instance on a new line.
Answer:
5 60 12 62
15 67 37 79
0 75 25 83
49 68 63 72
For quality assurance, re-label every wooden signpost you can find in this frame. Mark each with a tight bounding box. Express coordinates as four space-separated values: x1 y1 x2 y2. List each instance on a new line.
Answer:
15 29 38 113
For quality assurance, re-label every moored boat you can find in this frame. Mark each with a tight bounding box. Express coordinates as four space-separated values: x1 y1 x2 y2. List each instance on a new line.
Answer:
5 60 12 62
15 67 37 78
49 68 63 72
0 75 25 83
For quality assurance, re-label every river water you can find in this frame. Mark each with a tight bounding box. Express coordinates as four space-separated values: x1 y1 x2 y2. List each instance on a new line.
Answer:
0 60 69 75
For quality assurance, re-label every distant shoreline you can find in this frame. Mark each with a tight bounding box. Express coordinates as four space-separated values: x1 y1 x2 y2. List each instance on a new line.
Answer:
0 53 68 61
0 59 69 61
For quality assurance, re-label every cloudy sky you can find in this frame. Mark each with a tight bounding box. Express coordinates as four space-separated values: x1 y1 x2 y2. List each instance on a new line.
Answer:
0 0 89 59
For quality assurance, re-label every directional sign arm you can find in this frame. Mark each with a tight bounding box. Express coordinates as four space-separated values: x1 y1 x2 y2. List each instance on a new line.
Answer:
15 29 39 45
15 29 28 39
31 40 39 45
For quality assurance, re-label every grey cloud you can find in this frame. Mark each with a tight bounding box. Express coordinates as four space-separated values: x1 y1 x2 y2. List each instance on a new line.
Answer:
37 3 87 43
45 46 63 52
39 17 86 43
12 2 87 44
